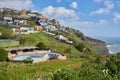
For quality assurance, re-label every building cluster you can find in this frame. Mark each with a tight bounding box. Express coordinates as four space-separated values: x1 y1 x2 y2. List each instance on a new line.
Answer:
0 8 73 44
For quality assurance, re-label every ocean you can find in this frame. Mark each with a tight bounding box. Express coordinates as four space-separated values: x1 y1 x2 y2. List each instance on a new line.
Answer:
95 37 120 54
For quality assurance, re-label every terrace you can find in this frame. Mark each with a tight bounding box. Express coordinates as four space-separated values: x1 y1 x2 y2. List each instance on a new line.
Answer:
6 46 66 63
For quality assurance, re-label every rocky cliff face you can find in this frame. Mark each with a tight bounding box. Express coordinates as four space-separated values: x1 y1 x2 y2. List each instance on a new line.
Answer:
85 37 109 55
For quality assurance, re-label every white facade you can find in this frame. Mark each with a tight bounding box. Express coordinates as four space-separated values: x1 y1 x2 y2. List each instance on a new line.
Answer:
12 27 37 34
67 41 73 44
55 35 67 41
12 27 30 34
46 25 58 31
27 13 36 17
38 19 48 26
3 17 12 21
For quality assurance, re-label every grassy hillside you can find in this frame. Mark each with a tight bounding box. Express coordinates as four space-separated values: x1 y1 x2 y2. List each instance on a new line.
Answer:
0 59 85 80
0 27 19 47
20 32 81 58
0 8 110 80
0 40 19 47
0 27 17 39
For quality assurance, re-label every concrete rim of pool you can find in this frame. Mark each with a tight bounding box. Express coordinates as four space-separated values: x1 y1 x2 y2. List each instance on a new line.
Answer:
11 53 66 63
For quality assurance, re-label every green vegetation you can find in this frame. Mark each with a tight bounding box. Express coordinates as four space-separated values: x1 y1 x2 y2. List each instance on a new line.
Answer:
75 42 85 52
36 42 47 50
0 59 84 80
0 40 19 47
35 53 120 80
27 21 36 27
23 57 34 63
0 27 16 39
0 48 8 61
19 32 81 58
1 52 120 80
0 9 111 80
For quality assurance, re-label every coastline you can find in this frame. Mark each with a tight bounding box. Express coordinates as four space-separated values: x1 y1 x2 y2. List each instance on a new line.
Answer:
106 44 120 54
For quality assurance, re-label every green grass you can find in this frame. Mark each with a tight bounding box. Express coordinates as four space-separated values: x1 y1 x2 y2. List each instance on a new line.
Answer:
0 40 19 48
0 59 84 80
21 32 81 58
27 21 36 27
0 27 13 34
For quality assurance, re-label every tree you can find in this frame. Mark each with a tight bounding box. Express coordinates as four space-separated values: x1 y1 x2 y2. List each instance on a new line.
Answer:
75 43 85 52
36 42 47 50
0 48 8 61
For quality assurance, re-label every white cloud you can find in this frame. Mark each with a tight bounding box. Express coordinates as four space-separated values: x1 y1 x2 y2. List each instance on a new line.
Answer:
41 6 78 20
90 8 110 15
90 0 114 15
98 19 108 25
70 1 78 9
113 12 120 24
104 0 114 9
41 5 80 28
0 0 34 10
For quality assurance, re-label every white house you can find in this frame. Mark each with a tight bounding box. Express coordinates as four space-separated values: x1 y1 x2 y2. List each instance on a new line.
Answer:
38 19 48 26
59 27 67 33
12 27 30 34
12 27 37 34
3 17 12 21
14 20 19 23
27 13 37 17
45 25 57 31
28 28 38 33
67 41 73 44
55 35 68 41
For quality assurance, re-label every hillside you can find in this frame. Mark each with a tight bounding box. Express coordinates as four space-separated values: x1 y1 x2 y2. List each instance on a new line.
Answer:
0 8 109 56
0 8 111 80
18 29 108 58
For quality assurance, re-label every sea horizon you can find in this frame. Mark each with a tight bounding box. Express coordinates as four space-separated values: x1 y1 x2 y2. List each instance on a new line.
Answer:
94 37 120 54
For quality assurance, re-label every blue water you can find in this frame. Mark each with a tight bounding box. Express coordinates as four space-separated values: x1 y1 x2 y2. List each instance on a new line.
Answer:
14 56 43 61
14 53 61 61
107 44 120 54
95 37 120 54
44 53 61 58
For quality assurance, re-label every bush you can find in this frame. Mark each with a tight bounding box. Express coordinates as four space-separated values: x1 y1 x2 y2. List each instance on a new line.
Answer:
23 57 33 63
75 43 85 52
36 42 47 50
0 48 8 61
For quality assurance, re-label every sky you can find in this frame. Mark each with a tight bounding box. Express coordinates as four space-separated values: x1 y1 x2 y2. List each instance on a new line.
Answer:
0 0 120 38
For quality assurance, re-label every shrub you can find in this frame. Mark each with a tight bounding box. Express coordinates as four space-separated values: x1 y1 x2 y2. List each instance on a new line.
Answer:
36 42 47 50
0 48 8 61
23 57 33 63
75 43 85 52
